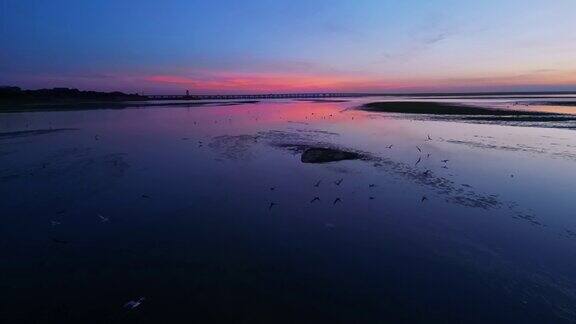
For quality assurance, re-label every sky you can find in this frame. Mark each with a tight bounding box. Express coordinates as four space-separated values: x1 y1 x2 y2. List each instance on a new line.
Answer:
1 0 576 94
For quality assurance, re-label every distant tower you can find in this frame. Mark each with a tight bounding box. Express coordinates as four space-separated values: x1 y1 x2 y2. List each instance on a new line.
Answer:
186 90 190 96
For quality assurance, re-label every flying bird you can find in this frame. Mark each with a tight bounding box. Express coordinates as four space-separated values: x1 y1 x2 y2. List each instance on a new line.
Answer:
314 180 321 187
416 146 422 153
369 184 376 188
333 198 342 205
98 214 109 222
124 297 145 310
387 145 393 149
310 197 321 203
141 194 151 199
415 157 422 166
423 169 431 176
50 220 61 226
269 202 277 210
441 159 449 163
427 134 432 141
421 196 428 203
335 179 344 186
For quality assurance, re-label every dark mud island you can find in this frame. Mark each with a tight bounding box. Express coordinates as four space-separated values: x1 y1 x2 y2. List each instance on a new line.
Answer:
360 101 576 125
301 147 362 163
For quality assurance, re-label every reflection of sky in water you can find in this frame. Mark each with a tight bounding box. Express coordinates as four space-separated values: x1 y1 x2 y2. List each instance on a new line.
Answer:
1 98 576 322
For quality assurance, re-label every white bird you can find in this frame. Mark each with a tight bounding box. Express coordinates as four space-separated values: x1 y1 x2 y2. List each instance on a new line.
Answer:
124 297 145 310
98 214 109 222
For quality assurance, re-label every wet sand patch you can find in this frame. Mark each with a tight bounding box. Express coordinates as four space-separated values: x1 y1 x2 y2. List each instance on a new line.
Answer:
0 128 79 139
208 129 536 221
0 100 260 113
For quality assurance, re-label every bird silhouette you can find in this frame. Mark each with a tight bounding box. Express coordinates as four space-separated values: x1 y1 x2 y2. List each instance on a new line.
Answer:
333 198 342 205
141 194 151 199
421 196 428 203
416 146 422 153
441 159 449 163
310 197 321 203
369 184 376 188
423 169 431 176
50 220 61 226
124 297 145 310
387 145 393 149
415 157 422 166
94 135 99 140
427 134 432 140
269 202 277 210
369 197 375 200
270 187 275 191
98 214 109 222
335 179 343 186
314 180 321 187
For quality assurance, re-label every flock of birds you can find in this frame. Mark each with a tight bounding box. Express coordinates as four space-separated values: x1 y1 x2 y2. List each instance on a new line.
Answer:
266 133 454 212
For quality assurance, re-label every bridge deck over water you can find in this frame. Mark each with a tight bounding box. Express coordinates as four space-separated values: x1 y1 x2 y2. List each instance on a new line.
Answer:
145 91 576 101
146 93 366 100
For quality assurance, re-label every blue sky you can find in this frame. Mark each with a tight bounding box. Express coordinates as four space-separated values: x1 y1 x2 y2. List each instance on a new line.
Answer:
1 0 575 93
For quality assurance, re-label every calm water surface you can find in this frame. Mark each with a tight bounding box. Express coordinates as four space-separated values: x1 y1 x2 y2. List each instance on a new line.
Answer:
1 97 576 323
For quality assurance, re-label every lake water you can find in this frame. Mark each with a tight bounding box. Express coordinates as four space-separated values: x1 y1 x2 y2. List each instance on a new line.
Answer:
1 97 576 323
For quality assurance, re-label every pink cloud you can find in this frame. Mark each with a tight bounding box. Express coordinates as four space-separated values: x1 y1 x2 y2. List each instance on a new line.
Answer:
143 69 576 94
144 72 410 93
6 69 575 94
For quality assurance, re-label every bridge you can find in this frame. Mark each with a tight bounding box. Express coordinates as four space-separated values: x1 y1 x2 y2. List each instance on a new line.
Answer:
146 93 368 100
145 91 576 101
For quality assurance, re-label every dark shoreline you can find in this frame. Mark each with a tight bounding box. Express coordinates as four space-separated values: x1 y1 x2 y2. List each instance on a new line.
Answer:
359 101 576 125
0 100 260 113
360 101 555 116
527 101 576 107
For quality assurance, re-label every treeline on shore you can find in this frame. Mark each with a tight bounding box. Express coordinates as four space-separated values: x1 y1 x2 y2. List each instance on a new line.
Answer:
0 86 146 105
